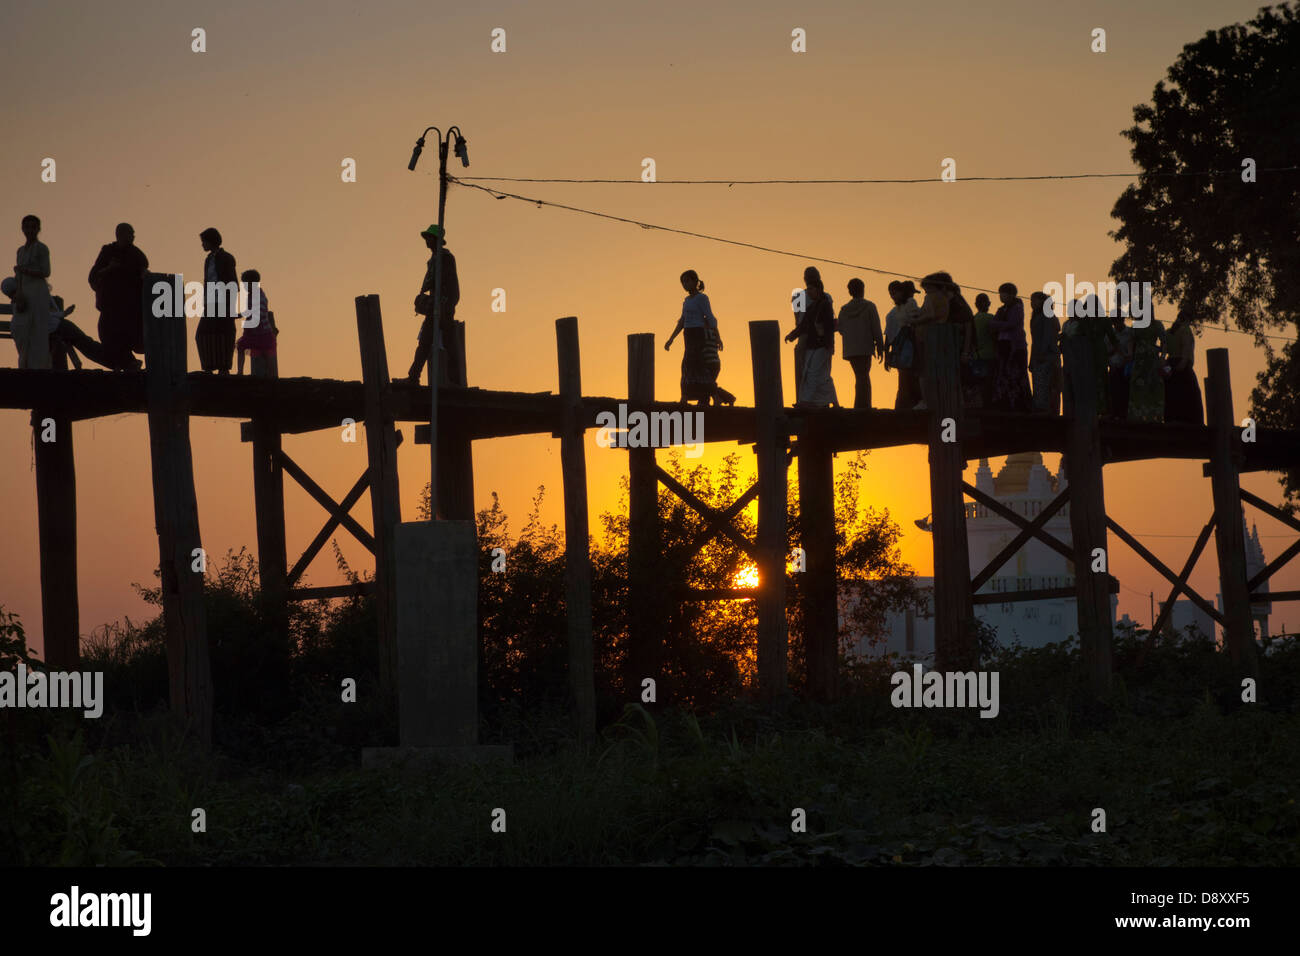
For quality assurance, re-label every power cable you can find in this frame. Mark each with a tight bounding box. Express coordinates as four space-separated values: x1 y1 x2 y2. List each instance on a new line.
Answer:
449 175 1298 343
456 167 1300 185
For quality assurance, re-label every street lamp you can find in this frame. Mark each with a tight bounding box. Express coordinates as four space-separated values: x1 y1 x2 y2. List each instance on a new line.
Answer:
407 124 469 519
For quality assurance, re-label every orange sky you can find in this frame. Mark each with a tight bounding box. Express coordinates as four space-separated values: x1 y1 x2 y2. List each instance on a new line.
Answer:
3 0 1297 656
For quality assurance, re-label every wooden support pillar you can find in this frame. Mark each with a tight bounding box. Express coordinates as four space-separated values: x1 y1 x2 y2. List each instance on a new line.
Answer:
921 324 975 672
797 421 837 700
626 333 661 699
143 273 212 748
1205 348 1259 679
1061 336 1113 693
356 294 402 705
436 322 475 521
33 410 79 669
750 320 789 700
556 317 596 742
437 425 475 520
249 366 287 632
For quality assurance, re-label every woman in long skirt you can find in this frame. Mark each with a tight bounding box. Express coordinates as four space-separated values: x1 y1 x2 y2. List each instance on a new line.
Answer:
698 313 736 405
11 215 55 370
1061 295 1117 417
666 269 720 405
1127 313 1167 424
785 277 839 407
1163 308 1204 424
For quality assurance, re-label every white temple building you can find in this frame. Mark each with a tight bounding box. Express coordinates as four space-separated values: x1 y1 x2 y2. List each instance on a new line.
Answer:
851 453 1270 659
1222 519 1273 640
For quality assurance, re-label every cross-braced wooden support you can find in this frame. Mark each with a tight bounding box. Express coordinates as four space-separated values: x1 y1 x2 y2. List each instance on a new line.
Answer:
1137 514 1217 665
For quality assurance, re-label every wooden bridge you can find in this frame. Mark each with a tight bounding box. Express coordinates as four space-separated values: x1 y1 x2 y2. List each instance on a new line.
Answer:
3 272 1298 747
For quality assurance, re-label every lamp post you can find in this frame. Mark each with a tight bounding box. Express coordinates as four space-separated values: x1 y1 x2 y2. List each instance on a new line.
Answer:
407 124 469 518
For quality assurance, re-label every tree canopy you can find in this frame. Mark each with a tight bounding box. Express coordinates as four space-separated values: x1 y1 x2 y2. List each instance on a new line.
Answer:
1109 2 1300 504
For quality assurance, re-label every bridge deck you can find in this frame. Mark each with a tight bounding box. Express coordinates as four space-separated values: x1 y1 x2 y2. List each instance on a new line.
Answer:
0 367 1296 471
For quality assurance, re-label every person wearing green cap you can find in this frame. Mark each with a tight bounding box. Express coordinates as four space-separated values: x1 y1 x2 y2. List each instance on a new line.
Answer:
404 224 461 385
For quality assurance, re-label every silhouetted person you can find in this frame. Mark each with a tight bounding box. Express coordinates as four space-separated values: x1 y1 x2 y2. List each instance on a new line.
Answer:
405 224 461 385
699 313 736 406
1029 291 1061 414
907 272 957 410
88 222 149 369
1163 308 1203 425
931 272 976 405
989 283 1031 411
11 214 53 369
791 266 823 397
1062 294 1118 419
1105 309 1132 421
236 269 278 378
1127 302 1167 424
969 292 997 408
195 227 238 374
884 280 922 410
837 277 883 409
666 269 733 405
3 278 119 370
786 276 839 408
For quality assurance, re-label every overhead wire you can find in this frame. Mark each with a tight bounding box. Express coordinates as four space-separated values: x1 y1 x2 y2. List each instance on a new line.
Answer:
448 175 1298 343
456 166 1300 185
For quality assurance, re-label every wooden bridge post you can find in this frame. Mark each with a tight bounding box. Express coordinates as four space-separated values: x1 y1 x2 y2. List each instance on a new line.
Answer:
750 320 789 700
797 420 837 700
922 324 975 672
1061 336 1113 694
143 273 213 749
248 352 287 636
1205 348 1259 680
437 323 475 521
556 317 596 743
626 333 661 700
33 410 79 669
356 295 402 705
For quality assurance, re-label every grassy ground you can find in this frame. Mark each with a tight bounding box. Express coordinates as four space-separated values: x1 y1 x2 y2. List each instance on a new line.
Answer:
4 633 1298 866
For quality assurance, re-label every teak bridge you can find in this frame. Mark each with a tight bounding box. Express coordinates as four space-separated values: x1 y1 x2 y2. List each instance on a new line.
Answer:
3 272 1298 749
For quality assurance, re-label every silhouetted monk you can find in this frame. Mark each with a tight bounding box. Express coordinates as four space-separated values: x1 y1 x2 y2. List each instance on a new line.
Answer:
87 222 149 369
404 224 461 385
195 227 238 374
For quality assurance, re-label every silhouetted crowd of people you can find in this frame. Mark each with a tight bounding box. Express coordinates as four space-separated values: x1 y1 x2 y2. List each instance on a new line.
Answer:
5 216 278 377
783 267 1204 426
2 216 1207 430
